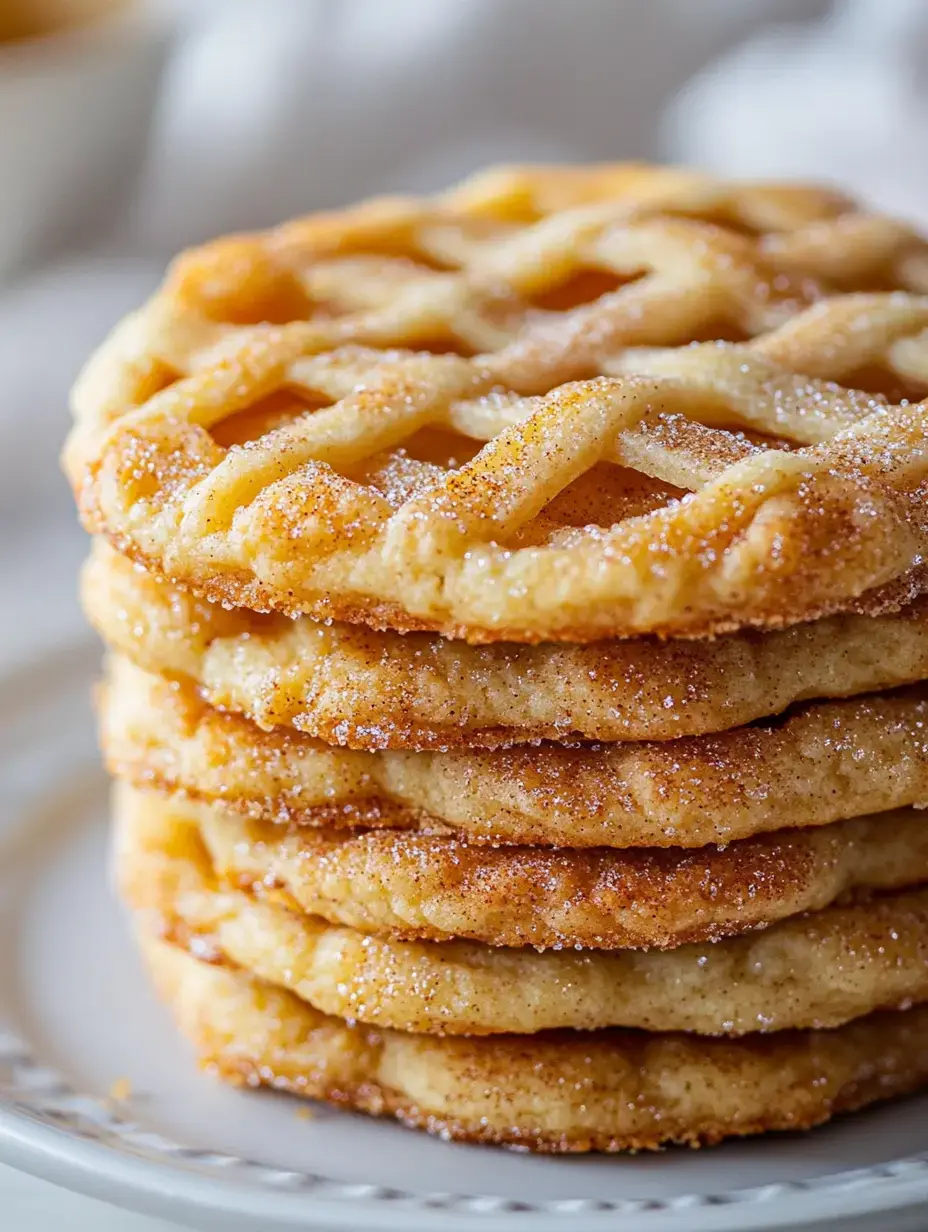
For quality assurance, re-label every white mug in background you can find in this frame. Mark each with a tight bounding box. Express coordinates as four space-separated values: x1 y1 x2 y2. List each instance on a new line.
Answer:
0 1 172 279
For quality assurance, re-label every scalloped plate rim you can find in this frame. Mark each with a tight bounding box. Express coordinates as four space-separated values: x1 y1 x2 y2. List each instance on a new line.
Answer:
3 1100 928 1232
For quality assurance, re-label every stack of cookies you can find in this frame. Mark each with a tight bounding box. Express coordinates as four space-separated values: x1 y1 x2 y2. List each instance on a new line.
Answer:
65 165 928 1151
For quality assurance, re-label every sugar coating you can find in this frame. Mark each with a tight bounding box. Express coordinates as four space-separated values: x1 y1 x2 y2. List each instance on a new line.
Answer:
65 165 928 643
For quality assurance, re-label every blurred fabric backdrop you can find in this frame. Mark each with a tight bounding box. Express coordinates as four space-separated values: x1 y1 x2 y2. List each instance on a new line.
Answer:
4 0 928 663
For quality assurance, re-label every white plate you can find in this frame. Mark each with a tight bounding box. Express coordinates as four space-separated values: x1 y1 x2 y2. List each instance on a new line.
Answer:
3 645 928 1232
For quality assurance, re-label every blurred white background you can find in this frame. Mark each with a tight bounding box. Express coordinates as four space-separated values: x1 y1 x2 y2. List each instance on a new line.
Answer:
3 1 928 1225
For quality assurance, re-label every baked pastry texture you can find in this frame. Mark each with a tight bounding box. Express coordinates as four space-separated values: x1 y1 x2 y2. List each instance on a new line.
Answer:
140 932 928 1152
69 164 928 1151
118 787 928 1039
66 167 928 642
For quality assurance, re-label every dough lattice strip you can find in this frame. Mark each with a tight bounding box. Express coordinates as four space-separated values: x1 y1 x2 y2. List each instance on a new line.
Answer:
66 165 928 641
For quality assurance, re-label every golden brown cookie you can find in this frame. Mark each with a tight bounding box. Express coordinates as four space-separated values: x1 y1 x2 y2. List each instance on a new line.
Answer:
115 791 928 1037
65 166 928 642
102 656 928 847
116 785 928 950
86 541 928 749
138 930 928 1152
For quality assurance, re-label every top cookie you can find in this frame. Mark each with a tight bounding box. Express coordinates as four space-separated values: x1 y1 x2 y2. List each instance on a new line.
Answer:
65 164 928 642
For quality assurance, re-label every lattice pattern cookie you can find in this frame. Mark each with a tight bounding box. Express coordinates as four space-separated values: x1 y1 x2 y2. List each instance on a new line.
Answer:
65 166 928 641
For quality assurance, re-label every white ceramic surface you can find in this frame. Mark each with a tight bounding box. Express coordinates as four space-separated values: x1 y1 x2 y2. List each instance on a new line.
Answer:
3 644 928 1232
0 4 171 279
